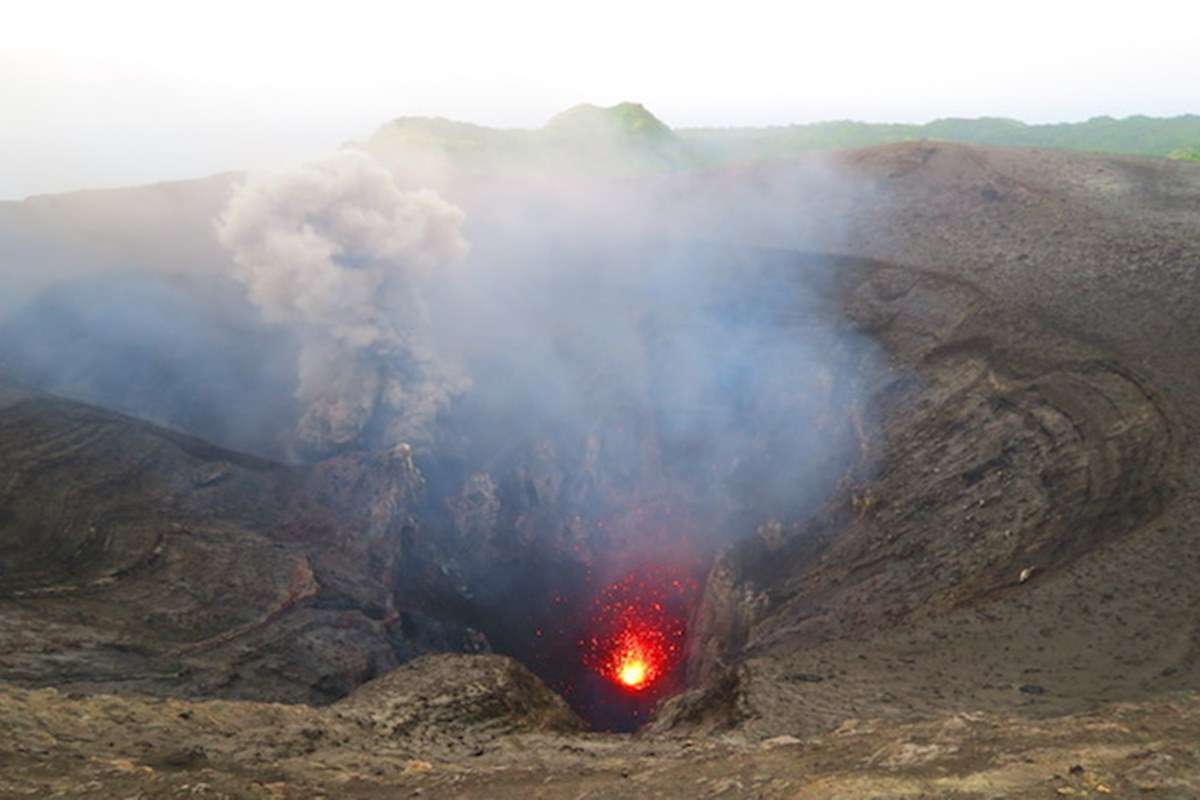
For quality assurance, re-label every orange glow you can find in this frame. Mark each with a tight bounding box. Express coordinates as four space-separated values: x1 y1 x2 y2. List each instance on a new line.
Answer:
618 656 648 688
604 630 660 691
582 568 696 695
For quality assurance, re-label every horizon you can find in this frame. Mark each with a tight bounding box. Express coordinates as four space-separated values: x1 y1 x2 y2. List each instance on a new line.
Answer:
4 103 1198 202
4 0 1198 198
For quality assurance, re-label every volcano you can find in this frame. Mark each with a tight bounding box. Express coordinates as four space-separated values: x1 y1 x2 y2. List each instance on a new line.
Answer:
1 114 1200 795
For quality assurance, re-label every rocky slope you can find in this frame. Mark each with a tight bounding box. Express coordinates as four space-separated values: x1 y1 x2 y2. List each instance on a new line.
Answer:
654 144 1200 742
0 379 485 705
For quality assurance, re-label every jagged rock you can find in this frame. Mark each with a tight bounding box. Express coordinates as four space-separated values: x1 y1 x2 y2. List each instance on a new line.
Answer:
336 654 584 738
0 381 480 705
446 472 501 544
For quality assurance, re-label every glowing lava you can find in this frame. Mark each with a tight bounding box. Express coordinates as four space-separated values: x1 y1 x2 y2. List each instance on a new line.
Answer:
608 629 659 690
619 657 648 688
582 567 695 694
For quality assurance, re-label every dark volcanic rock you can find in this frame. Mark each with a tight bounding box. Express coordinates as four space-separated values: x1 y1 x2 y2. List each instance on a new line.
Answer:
0 380 485 704
336 653 585 739
668 143 1200 738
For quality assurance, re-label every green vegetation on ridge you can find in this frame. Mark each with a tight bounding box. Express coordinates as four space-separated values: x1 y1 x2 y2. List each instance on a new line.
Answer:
1169 145 1200 163
682 114 1200 163
366 102 693 177
363 104 1200 177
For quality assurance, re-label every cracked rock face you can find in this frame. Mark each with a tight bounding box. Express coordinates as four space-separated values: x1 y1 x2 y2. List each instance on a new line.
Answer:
682 259 1176 689
660 142 1200 740
336 654 585 740
0 381 484 705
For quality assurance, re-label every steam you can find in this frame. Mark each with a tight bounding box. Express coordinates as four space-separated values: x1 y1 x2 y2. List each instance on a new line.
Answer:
0 118 883 728
215 151 470 456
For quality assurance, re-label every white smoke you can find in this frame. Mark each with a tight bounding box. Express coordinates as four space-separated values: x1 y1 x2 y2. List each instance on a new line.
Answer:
216 150 470 456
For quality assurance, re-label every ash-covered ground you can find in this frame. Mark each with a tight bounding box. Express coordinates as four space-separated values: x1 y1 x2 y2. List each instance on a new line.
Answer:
2 124 1200 797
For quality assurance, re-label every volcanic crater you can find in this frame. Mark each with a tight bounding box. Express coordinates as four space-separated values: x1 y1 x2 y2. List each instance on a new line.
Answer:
0 241 1176 731
2 139 1200 796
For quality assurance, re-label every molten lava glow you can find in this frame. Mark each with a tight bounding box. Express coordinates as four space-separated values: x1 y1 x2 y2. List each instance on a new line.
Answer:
609 629 658 690
582 568 695 694
619 657 648 688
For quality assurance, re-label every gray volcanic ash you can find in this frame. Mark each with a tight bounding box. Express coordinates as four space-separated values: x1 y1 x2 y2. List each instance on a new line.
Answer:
216 151 471 457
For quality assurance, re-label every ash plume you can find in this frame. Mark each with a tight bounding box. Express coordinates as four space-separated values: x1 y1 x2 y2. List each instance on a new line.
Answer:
0 107 885 730
215 151 470 457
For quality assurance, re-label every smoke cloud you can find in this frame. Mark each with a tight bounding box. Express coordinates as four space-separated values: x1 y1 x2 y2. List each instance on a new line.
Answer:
0 125 883 728
215 151 470 456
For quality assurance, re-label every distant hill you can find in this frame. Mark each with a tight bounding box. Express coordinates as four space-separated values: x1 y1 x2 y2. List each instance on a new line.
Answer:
365 106 1200 178
680 114 1200 164
364 102 693 181
544 102 675 143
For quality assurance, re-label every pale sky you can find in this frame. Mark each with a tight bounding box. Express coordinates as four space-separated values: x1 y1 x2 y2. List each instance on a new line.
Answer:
3 0 1198 199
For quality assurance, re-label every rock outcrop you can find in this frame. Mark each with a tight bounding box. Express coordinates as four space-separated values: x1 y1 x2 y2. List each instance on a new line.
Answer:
0 379 484 704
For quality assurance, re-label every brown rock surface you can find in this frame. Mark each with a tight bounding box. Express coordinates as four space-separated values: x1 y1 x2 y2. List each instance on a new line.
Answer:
0 381 484 705
667 144 1200 740
0 665 1197 798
